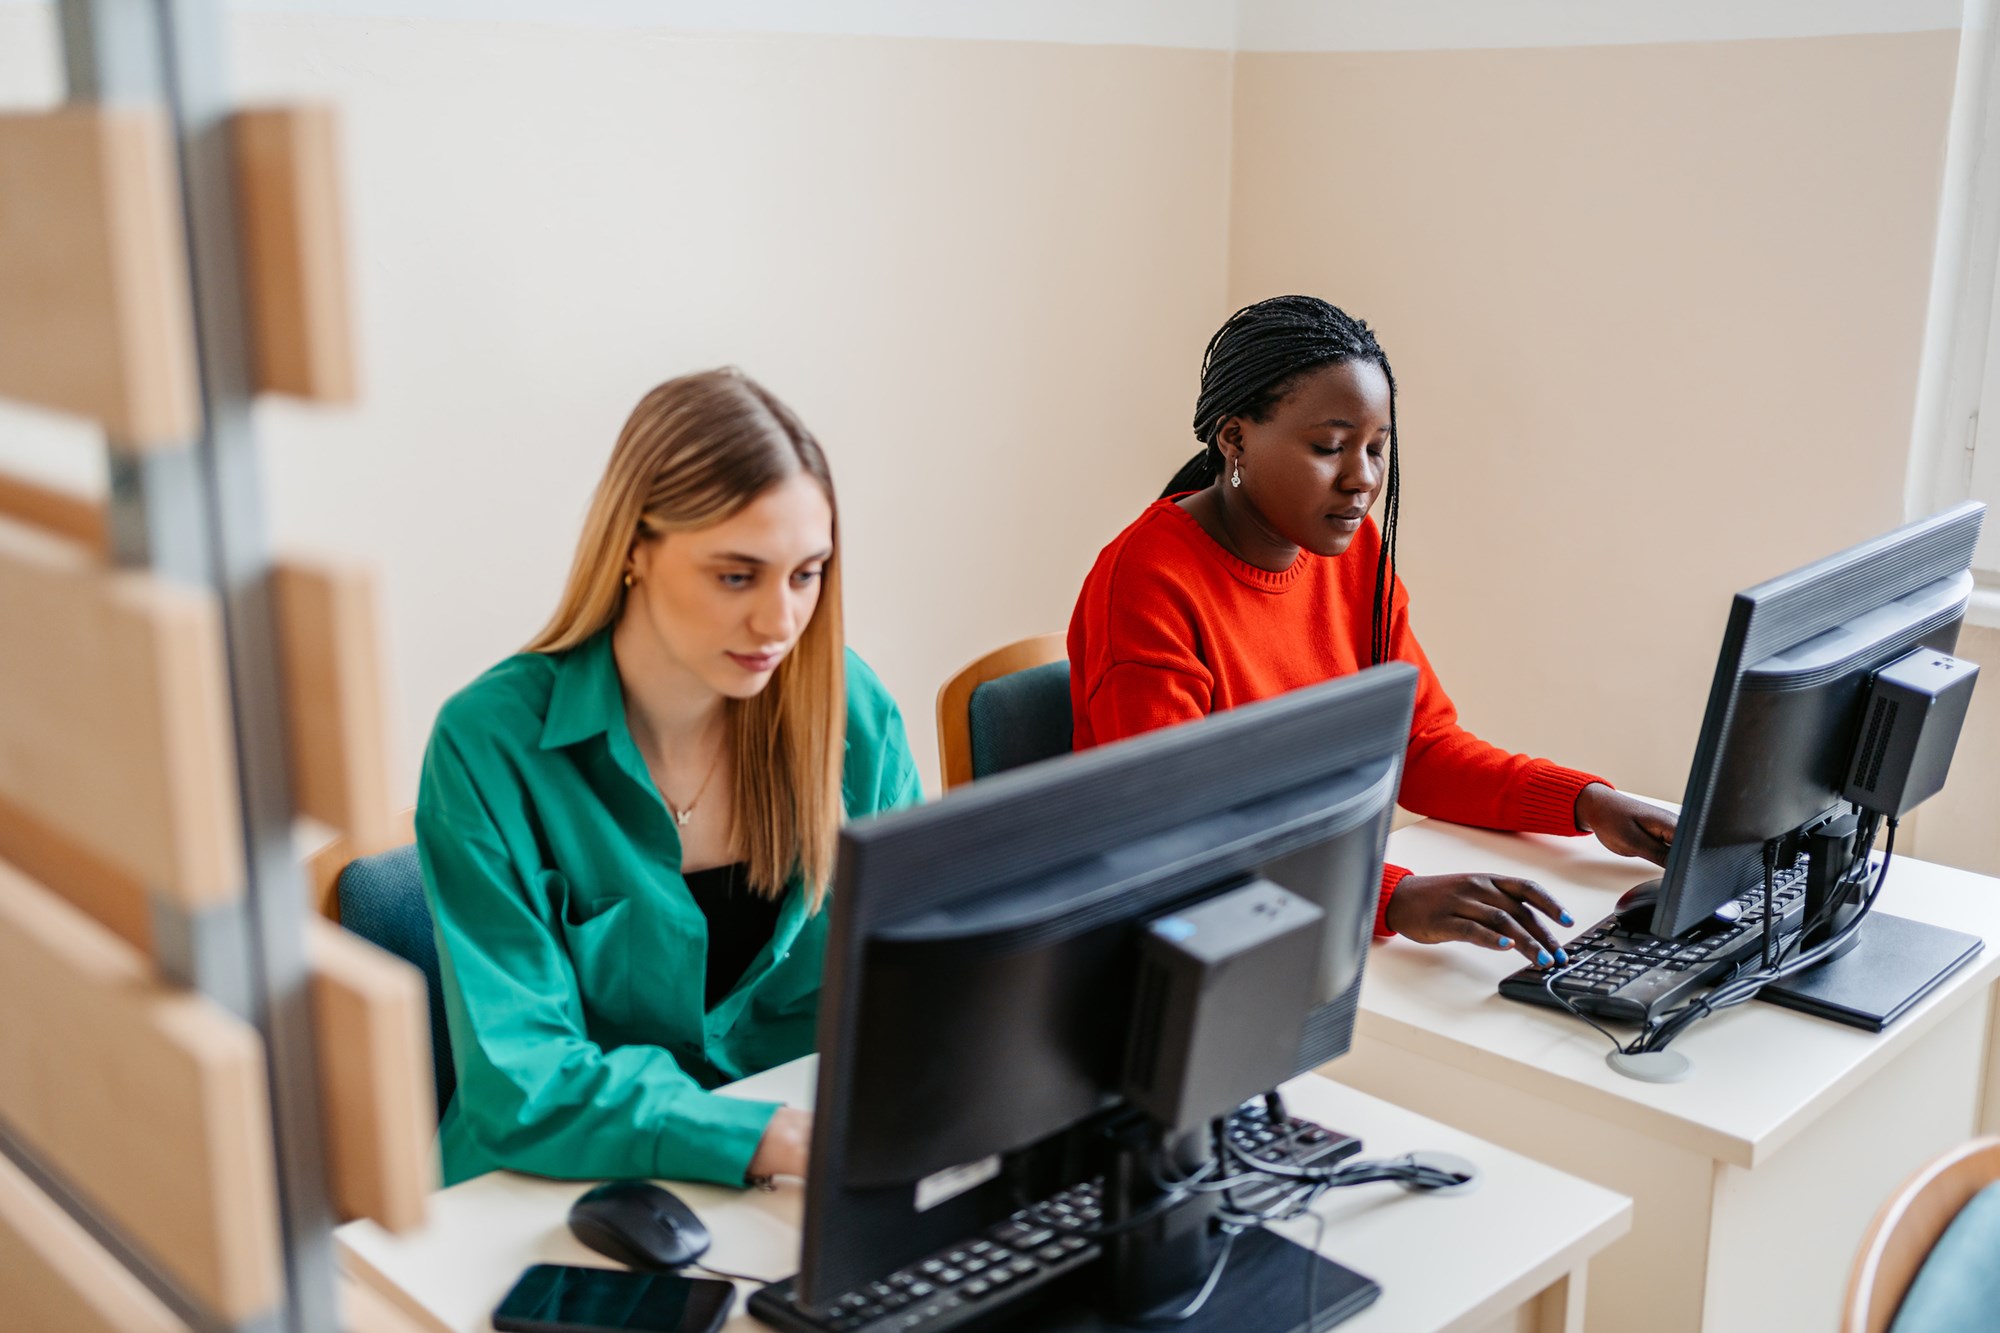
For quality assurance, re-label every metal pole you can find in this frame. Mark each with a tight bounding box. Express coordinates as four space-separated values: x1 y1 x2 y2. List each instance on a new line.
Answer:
58 3 344 1330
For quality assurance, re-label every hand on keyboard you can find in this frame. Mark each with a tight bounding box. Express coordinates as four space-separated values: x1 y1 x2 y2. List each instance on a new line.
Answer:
1387 872 1575 966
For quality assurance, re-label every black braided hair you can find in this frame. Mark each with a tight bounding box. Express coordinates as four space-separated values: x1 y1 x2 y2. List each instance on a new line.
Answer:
1162 295 1403 665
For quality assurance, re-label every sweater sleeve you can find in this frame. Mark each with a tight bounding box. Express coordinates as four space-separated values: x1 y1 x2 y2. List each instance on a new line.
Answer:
1083 660 1212 747
419 725 778 1186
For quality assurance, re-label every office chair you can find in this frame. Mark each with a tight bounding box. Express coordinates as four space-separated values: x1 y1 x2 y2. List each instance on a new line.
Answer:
334 843 457 1121
935 633 1070 791
1846 1136 2000 1332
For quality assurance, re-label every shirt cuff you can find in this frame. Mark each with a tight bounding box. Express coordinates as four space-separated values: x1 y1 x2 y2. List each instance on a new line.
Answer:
660 1095 783 1188
1515 764 1611 836
1375 863 1414 938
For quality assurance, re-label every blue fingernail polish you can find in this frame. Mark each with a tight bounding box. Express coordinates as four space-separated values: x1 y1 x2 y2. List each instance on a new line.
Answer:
1497 936 1513 949
1537 950 1552 967
1555 949 1568 964
1559 911 1574 926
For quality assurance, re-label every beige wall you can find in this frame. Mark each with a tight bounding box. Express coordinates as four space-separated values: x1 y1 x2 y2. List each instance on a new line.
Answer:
1228 32 1974 844
0 8 1233 794
7 8 1993 870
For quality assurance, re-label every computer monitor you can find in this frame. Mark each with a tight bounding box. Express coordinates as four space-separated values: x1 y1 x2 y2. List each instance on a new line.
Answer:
753 662 1421 1333
1640 499 1986 1025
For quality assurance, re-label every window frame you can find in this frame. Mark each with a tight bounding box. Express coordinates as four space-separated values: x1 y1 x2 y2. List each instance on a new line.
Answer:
1909 1 2000 626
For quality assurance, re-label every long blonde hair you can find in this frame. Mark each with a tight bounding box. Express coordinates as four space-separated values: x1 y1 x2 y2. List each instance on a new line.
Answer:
527 369 845 906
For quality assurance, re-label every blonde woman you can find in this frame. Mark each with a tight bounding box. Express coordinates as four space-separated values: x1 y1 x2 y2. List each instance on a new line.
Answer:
417 370 921 1188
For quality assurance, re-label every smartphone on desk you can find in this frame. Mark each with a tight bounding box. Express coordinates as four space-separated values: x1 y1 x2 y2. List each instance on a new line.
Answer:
493 1263 733 1333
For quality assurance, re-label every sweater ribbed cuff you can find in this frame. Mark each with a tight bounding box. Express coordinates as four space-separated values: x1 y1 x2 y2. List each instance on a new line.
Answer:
1375 863 1413 938
1514 765 1611 836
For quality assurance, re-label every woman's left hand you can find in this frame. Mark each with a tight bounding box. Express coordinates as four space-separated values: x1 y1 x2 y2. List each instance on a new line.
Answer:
1574 784 1677 866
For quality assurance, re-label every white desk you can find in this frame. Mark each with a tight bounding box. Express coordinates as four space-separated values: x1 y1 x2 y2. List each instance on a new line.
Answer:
1343 818 2000 1333
338 1058 1629 1333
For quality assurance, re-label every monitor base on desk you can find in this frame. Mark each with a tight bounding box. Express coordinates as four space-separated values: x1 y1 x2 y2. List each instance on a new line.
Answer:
1052 1227 1378 1333
1757 911 1982 1032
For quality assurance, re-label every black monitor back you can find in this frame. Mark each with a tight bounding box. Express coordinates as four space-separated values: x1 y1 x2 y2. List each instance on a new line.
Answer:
797 662 1419 1305
1650 502 1984 939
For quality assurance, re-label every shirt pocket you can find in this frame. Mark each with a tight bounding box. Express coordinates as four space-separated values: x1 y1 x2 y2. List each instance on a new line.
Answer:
546 870 633 1033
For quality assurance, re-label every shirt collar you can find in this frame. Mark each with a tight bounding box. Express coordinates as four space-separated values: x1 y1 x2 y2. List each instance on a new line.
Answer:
539 629 626 751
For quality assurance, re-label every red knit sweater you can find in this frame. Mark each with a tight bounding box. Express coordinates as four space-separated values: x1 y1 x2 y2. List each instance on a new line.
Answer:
1068 498 1606 937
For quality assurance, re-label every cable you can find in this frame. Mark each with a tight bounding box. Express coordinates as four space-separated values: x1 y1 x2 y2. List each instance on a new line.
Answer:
1636 819 1897 1055
1133 1226 1240 1326
1761 840 1779 969
688 1261 779 1285
1306 1206 1329 1333
1538 960 1630 1055
1222 1136 1471 1191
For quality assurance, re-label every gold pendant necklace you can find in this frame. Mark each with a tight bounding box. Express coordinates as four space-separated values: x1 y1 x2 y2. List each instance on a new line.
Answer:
665 728 726 828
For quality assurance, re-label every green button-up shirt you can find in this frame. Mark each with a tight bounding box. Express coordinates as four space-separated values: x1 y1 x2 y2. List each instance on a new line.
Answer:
416 631 922 1188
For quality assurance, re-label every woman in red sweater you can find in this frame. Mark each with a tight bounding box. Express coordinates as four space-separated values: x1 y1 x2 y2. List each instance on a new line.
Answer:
1069 296 1676 968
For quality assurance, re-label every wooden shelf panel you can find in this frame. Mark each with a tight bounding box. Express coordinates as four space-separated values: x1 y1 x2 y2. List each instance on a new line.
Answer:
0 108 199 447
0 859 281 1321
0 519 244 907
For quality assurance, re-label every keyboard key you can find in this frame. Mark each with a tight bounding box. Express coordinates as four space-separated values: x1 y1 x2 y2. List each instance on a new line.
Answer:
1036 1243 1066 1262
937 1267 964 1284
1009 1258 1036 1276
963 1280 991 1299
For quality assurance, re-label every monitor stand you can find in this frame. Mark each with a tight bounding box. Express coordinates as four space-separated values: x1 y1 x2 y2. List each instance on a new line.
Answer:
1021 1227 1380 1333
1758 911 1982 1031
1755 818 1983 1031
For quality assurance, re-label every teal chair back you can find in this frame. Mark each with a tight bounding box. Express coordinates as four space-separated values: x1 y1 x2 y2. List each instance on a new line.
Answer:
1850 1137 2000 1333
967 660 1073 780
336 845 456 1119
1888 1180 2000 1330
938 634 1070 791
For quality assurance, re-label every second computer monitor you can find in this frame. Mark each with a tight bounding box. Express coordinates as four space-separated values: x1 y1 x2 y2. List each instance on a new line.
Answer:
794 661 1420 1308
1647 501 1985 940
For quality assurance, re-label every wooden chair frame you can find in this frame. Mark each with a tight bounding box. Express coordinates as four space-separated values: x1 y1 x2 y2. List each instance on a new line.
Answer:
1845 1135 2000 1333
934 632 1066 791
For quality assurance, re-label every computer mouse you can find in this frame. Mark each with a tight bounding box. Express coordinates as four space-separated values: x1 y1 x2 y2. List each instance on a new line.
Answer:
567 1180 712 1271
1615 879 1741 937
1613 879 1663 933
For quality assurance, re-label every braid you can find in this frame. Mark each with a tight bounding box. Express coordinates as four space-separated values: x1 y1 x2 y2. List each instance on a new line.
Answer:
1166 295 1403 665
1370 360 1401 667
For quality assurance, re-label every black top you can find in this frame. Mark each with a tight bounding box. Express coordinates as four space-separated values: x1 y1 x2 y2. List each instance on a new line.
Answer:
681 861 784 1009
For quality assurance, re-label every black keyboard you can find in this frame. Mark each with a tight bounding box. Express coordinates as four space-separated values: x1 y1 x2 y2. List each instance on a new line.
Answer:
748 1105 1359 1333
749 1181 1104 1333
1221 1108 1361 1212
1498 864 1810 1024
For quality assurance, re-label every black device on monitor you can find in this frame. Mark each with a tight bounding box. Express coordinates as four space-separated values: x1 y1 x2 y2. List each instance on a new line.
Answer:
1500 501 1986 1069
750 662 1426 1333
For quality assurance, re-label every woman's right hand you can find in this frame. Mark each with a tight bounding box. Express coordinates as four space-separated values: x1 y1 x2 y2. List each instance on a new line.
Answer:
747 1106 813 1182
1385 872 1574 967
